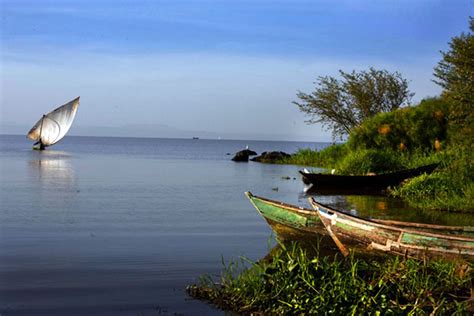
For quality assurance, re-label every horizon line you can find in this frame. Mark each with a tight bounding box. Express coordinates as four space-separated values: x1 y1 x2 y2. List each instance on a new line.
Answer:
0 133 335 144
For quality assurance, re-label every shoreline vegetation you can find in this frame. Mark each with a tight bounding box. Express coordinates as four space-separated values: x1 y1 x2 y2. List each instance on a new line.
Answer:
253 96 473 213
188 242 473 315
277 97 473 213
189 19 473 314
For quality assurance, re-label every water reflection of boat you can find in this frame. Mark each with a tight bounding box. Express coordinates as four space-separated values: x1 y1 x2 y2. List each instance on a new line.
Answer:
300 164 439 192
304 186 386 196
27 97 80 150
27 153 78 224
309 197 474 260
28 151 76 189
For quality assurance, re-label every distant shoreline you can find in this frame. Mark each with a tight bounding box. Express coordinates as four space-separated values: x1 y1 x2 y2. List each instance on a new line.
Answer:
0 133 335 144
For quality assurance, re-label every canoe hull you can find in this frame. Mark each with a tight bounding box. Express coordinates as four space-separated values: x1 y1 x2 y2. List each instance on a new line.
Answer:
245 192 474 260
311 199 474 260
300 164 439 190
245 192 327 240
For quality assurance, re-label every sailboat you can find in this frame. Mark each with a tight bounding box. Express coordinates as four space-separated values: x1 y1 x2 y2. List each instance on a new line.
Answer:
27 97 80 150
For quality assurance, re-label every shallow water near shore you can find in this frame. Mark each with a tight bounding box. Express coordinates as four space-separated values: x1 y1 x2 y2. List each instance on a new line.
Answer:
1 135 473 315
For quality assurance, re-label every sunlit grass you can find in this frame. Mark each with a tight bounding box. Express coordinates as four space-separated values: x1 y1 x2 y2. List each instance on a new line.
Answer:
274 143 473 212
188 242 472 315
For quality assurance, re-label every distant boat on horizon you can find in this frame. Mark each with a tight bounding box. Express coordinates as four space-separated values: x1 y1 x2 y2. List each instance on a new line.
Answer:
192 137 199 140
27 97 80 150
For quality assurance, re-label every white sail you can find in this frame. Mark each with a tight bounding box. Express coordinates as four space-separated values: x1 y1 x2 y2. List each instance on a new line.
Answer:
27 97 80 146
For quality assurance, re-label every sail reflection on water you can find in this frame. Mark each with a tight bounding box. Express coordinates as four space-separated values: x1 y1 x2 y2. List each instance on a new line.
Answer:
28 151 78 197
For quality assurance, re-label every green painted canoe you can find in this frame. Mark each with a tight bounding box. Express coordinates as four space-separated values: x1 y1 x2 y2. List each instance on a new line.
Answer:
245 192 327 240
309 197 474 260
245 191 474 260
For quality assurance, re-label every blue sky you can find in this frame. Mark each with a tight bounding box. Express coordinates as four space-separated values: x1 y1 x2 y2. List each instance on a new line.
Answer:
1 0 472 141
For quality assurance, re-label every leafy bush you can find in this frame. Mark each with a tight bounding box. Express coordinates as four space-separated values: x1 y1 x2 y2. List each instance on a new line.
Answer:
336 149 404 174
349 97 449 151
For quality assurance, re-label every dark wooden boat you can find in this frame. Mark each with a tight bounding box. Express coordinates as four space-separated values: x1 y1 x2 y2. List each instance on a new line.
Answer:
309 197 474 260
299 164 439 191
245 192 327 240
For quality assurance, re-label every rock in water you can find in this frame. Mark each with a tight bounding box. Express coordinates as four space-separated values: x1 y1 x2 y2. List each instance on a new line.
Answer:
251 151 291 163
244 149 258 156
231 149 258 162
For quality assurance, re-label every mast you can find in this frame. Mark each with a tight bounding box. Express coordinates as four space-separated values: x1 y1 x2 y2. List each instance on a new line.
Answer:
38 115 45 150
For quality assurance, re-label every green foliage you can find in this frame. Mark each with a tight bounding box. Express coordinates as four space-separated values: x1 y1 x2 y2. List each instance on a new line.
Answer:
434 17 474 148
336 149 404 175
391 148 474 212
283 146 441 176
278 141 473 211
294 68 413 140
188 243 472 315
348 97 449 151
280 143 348 168
392 173 473 212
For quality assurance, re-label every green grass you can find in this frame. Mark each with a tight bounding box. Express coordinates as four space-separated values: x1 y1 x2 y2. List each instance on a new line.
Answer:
279 146 441 175
276 143 473 212
188 242 472 315
279 143 349 168
390 148 474 212
335 149 405 175
391 174 474 212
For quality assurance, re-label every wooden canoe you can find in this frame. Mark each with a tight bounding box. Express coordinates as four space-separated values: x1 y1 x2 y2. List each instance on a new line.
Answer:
300 163 439 191
309 197 474 260
245 192 327 240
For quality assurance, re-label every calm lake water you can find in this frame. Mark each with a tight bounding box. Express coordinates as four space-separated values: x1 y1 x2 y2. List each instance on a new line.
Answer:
1 135 472 315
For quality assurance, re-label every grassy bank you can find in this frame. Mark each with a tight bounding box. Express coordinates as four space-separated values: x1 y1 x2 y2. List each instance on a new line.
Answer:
279 143 349 168
390 148 473 212
188 243 472 314
281 145 473 212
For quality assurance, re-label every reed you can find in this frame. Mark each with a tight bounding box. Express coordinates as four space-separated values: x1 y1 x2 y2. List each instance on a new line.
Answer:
187 242 472 315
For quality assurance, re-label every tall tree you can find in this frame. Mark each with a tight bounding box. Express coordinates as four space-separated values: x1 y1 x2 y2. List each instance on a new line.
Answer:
294 68 413 139
433 17 474 146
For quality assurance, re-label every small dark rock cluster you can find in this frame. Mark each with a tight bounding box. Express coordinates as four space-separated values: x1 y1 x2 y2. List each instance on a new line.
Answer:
251 151 291 163
232 149 291 163
231 149 258 162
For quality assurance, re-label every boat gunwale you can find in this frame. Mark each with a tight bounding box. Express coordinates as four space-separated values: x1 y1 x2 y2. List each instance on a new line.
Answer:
299 163 439 180
245 191 316 216
309 198 474 243
246 192 474 242
371 218 474 232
